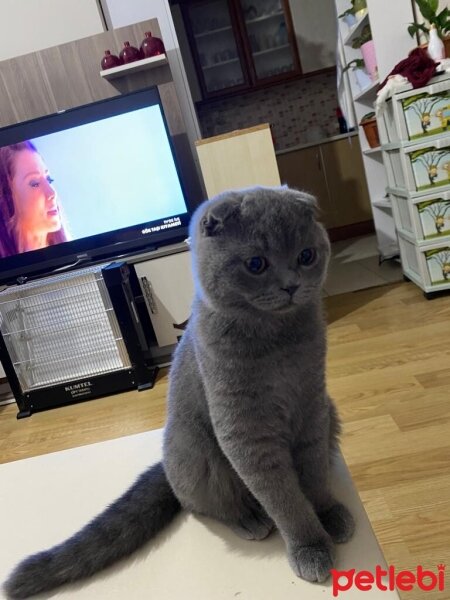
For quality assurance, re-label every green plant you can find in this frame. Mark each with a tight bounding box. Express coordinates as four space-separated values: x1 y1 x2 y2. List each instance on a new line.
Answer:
343 58 365 72
408 0 450 39
351 24 372 49
338 0 366 19
338 8 354 19
352 0 367 13
360 111 376 123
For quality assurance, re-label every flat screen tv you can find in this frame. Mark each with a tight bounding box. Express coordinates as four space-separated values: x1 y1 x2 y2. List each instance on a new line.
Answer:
0 87 192 285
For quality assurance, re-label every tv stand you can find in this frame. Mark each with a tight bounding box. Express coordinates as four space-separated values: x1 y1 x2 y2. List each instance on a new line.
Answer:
0 261 162 418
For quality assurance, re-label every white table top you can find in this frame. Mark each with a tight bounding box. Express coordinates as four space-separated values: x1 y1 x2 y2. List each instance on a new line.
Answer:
0 429 399 599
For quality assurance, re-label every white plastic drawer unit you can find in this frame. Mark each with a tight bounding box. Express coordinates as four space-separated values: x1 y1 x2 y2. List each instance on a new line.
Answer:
398 233 450 292
378 75 450 145
389 189 450 243
383 137 450 196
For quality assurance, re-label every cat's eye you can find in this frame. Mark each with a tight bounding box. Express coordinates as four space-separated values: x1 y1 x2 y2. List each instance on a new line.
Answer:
298 248 317 266
245 256 268 274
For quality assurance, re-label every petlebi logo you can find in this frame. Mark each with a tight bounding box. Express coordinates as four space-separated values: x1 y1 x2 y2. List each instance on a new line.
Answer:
331 564 446 597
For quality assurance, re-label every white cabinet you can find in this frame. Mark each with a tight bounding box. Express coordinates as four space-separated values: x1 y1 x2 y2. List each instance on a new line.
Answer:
0 0 104 61
288 0 337 73
379 74 450 296
134 249 195 348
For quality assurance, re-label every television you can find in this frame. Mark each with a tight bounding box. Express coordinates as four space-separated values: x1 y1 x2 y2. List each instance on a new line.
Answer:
0 87 192 285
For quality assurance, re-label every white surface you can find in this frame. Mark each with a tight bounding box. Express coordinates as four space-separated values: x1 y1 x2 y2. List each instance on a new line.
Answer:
0 0 104 61
100 54 168 79
134 250 194 347
0 429 399 599
0 362 5 379
288 0 337 73
366 0 416 82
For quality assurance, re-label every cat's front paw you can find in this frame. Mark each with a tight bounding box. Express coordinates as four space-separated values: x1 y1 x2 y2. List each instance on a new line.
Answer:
318 502 355 544
288 538 335 583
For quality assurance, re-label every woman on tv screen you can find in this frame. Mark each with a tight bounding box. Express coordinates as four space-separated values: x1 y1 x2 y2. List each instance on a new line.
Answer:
0 141 69 259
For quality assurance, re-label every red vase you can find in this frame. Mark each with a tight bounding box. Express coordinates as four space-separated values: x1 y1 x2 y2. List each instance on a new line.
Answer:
120 41 142 64
101 49 121 70
140 31 165 58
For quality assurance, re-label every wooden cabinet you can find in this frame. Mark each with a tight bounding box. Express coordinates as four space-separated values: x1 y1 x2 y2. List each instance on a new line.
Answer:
178 0 300 99
277 135 373 235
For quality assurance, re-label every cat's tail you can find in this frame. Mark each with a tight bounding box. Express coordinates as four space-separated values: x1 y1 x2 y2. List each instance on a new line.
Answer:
3 461 181 599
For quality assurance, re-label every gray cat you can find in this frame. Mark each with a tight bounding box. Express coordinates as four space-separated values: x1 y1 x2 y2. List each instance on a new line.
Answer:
4 186 354 599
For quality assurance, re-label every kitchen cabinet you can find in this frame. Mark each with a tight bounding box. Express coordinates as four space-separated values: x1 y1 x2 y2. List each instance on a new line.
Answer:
277 135 373 234
178 0 300 99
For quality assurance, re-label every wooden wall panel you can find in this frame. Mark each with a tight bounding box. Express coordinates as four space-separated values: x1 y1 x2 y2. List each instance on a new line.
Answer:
0 53 57 126
0 18 204 205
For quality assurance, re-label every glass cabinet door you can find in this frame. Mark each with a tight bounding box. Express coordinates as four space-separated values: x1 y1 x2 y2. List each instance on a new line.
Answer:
187 0 248 96
239 0 300 81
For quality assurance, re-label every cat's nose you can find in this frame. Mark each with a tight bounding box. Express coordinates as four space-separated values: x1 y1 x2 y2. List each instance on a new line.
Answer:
282 284 299 296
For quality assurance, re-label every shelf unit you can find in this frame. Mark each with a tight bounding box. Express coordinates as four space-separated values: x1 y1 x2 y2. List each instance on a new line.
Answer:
354 78 379 101
362 146 382 155
342 12 369 46
100 54 168 80
335 0 416 260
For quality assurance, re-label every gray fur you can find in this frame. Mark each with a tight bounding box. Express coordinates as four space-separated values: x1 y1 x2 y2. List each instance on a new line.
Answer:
3 186 354 598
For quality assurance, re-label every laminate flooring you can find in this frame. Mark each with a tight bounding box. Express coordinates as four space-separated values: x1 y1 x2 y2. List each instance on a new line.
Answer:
1 281 449 599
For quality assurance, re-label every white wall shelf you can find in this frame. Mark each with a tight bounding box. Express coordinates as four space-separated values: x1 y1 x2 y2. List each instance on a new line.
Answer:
354 78 379 101
363 146 381 155
343 12 368 46
335 0 415 261
372 197 391 209
100 54 168 79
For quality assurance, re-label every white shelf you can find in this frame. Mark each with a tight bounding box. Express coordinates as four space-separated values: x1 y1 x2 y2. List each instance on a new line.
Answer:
343 12 369 46
372 197 392 209
353 78 379 101
100 54 168 80
363 146 382 155
246 11 284 25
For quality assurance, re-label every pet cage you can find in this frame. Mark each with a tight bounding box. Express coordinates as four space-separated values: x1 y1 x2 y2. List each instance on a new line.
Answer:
0 262 158 418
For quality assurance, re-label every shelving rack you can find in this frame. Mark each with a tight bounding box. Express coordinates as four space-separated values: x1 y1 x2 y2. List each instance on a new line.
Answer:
335 0 416 260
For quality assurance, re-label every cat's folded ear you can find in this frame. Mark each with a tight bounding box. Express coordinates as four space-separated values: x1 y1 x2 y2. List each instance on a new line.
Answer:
289 189 320 215
198 195 241 237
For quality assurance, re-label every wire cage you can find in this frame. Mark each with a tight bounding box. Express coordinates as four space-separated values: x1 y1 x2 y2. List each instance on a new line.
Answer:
0 265 131 393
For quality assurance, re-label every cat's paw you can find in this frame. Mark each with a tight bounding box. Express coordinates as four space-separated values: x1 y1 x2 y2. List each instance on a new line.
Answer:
288 539 335 583
318 502 355 544
230 512 274 541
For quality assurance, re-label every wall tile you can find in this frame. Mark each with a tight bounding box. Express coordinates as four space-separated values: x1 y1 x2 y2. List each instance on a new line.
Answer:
197 71 341 151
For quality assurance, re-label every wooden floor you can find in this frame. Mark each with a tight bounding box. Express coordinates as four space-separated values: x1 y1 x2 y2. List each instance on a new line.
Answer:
1 281 449 600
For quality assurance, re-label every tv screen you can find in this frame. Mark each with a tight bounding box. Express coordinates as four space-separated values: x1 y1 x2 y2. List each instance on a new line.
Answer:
0 88 191 285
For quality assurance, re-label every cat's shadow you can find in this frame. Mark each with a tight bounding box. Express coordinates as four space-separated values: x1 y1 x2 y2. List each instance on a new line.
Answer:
33 512 332 598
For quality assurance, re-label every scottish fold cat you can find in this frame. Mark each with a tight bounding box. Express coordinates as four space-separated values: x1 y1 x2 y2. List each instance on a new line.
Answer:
4 186 354 599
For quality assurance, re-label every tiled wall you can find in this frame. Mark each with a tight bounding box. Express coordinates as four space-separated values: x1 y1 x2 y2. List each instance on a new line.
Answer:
196 71 341 151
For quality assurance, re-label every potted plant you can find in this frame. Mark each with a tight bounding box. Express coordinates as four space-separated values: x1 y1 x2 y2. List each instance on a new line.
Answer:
338 0 367 28
343 58 372 90
339 8 357 28
352 0 367 17
352 25 378 81
360 112 380 148
408 0 450 54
